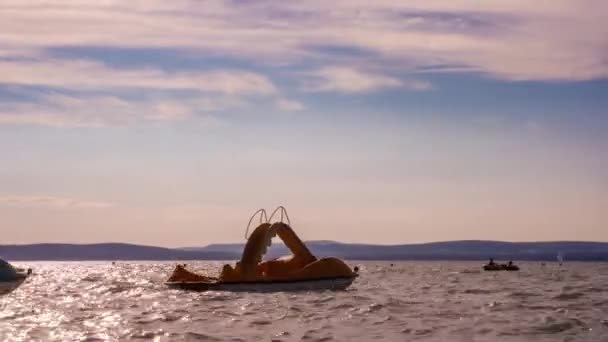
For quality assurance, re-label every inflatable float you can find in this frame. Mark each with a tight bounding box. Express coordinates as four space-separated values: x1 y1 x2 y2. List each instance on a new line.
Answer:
0 258 31 295
166 207 358 292
483 263 520 271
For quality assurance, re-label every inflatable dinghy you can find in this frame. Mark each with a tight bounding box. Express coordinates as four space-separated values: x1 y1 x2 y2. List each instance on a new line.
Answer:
0 259 31 295
166 207 358 292
483 263 520 271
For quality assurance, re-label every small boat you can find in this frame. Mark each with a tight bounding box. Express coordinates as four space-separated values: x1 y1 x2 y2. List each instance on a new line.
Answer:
483 263 520 271
0 258 31 295
166 207 358 292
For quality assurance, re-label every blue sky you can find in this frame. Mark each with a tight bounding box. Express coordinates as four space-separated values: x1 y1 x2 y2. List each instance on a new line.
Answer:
0 1 606 246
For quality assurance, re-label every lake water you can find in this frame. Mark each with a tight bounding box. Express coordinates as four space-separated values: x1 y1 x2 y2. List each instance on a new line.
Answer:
1 261 607 341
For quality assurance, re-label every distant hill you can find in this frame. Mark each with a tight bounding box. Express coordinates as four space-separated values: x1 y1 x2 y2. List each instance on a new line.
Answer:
182 240 608 261
0 243 238 261
2 240 608 261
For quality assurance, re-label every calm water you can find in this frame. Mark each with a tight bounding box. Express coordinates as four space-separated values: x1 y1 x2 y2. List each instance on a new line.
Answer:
1 261 607 341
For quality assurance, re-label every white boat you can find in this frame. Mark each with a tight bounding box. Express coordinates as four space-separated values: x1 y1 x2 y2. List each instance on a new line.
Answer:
0 258 30 295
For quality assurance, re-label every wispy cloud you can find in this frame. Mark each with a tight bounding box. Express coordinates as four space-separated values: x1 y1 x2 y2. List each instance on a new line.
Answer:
0 1 605 81
275 98 305 111
0 93 233 127
0 195 113 209
0 1 605 128
303 67 428 93
0 59 277 95
0 59 299 126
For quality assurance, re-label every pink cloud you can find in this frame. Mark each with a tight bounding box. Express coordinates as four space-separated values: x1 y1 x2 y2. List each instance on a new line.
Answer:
0 195 113 209
0 1 604 81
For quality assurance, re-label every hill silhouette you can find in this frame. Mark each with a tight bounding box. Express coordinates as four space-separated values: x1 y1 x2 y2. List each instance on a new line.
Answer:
2 240 608 261
0 243 236 261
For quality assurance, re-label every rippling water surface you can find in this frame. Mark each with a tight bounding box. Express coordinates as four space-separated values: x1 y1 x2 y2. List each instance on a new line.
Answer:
1 261 607 341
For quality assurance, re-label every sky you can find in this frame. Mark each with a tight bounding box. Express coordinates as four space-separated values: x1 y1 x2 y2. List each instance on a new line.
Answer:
0 1 607 247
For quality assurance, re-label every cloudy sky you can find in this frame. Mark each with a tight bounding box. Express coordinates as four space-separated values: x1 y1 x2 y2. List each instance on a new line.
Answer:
1 1 606 246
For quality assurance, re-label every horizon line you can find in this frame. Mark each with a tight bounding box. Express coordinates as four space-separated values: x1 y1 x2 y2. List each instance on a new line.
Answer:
2 239 608 249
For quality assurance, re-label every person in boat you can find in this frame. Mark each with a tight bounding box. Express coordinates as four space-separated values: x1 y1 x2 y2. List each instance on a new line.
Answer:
167 264 214 282
508 261 513 267
488 258 496 266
